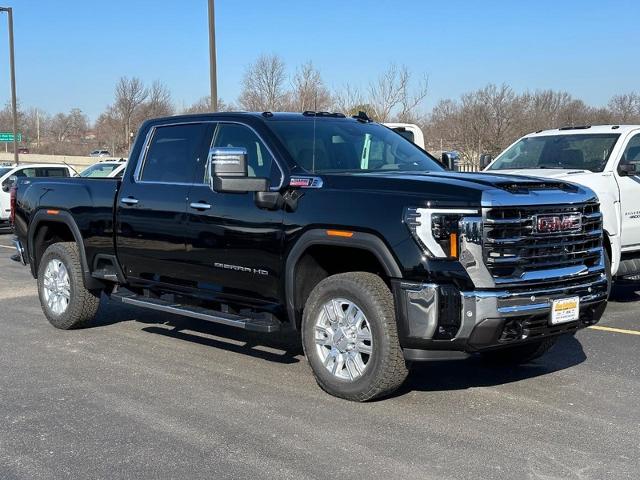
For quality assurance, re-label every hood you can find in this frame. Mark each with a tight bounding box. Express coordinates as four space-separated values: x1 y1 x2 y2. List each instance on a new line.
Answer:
319 170 595 208
488 168 593 180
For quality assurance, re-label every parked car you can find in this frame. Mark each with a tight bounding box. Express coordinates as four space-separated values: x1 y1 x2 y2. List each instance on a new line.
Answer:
80 160 127 178
1 163 75 230
10 112 608 401
89 149 111 157
484 125 640 282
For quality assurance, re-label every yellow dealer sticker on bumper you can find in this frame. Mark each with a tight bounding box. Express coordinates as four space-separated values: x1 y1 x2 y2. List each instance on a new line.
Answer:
551 296 580 325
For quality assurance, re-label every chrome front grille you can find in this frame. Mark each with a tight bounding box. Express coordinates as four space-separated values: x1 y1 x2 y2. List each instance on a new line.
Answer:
482 203 603 283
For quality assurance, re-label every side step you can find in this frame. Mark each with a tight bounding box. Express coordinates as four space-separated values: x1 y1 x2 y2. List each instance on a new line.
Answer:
110 290 281 333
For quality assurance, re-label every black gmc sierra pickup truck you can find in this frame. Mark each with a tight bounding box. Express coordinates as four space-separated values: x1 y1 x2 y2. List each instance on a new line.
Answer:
10 112 609 401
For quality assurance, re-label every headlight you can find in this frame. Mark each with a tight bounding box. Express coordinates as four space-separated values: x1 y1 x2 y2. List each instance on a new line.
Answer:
404 207 478 258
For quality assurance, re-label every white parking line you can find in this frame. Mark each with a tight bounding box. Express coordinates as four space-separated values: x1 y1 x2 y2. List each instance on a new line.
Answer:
0 245 14 250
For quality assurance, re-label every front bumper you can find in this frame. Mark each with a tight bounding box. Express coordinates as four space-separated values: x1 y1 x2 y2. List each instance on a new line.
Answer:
395 273 608 360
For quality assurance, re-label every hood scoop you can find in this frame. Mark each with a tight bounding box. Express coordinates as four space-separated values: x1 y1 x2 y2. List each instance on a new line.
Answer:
496 180 579 195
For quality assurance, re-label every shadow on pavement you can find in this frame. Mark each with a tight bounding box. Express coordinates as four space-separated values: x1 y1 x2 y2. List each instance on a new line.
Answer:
91 296 588 392
397 334 586 395
609 283 640 303
92 296 302 364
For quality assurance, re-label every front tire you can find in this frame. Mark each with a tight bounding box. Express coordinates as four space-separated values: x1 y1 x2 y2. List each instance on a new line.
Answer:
301 272 408 401
37 242 101 329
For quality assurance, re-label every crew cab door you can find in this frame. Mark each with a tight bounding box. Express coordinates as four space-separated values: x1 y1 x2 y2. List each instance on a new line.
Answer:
182 122 285 304
617 132 640 249
116 122 215 285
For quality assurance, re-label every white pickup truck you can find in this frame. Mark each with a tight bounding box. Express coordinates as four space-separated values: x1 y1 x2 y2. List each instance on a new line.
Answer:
484 125 640 282
383 123 425 149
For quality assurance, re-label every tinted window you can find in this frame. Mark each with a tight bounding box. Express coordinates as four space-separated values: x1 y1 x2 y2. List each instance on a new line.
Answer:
211 123 281 186
489 134 620 172
621 134 640 167
393 128 415 143
268 120 443 173
140 123 214 183
37 168 69 177
0 167 12 177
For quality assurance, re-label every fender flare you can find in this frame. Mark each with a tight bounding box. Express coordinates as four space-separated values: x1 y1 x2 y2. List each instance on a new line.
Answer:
284 229 402 329
28 209 103 289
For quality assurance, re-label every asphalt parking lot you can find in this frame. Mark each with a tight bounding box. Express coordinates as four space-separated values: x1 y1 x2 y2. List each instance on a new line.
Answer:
0 234 639 480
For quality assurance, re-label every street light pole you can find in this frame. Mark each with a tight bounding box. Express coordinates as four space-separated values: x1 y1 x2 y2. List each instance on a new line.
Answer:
207 0 218 112
0 6 19 165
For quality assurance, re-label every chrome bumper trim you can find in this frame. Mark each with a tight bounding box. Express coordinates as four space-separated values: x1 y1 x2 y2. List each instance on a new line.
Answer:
458 273 608 339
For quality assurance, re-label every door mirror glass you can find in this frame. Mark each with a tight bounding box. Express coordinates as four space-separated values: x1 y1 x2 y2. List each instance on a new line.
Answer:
208 147 269 193
618 163 637 176
208 147 249 177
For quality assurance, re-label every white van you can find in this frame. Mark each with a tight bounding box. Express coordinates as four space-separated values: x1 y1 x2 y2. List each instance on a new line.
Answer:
0 163 75 230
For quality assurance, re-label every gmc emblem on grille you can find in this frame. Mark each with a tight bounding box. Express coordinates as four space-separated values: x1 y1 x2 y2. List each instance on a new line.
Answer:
534 214 582 233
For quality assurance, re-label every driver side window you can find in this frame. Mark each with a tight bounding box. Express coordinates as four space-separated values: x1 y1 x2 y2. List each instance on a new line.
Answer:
621 134 640 170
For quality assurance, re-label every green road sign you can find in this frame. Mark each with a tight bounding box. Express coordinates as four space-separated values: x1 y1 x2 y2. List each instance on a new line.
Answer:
0 132 22 142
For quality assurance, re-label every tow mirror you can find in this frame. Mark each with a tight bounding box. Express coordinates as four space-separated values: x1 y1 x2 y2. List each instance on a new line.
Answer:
1 175 17 193
480 154 493 169
208 147 268 193
618 163 637 177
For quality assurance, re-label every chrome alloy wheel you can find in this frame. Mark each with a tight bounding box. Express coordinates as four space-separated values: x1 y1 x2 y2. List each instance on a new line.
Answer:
314 298 373 381
42 259 71 315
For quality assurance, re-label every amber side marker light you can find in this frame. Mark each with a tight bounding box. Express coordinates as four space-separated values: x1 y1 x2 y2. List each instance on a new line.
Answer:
326 229 354 238
46 209 60 215
449 232 458 258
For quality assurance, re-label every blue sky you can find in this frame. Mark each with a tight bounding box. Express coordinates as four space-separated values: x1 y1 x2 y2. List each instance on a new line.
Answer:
0 0 638 120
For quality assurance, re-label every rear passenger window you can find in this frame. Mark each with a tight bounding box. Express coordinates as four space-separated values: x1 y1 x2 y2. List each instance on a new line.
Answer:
140 123 214 183
14 168 36 178
36 168 69 177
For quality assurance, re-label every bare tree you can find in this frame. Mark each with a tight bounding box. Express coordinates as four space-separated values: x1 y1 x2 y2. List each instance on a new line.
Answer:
114 77 148 150
145 80 174 118
367 64 428 122
290 61 331 112
608 93 640 123
332 84 367 116
238 54 289 111
184 96 233 114
95 106 122 156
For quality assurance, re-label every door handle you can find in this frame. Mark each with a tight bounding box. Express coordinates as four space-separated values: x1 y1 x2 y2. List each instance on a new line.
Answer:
190 202 212 210
121 197 139 205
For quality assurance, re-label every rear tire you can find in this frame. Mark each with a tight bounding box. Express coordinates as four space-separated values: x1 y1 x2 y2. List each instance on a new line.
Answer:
481 337 557 365
37 242 101 329
301 272 408 401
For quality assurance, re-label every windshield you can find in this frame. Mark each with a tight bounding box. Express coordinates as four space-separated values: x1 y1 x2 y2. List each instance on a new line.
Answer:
267 120 444 173
489 133 620 172
80 163 119 177
0 167 12 178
